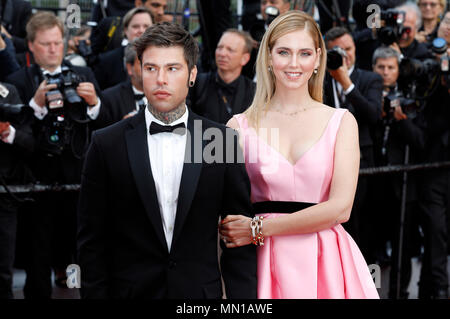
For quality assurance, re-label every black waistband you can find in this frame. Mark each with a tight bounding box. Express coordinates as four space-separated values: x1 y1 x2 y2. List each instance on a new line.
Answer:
252 201 316 214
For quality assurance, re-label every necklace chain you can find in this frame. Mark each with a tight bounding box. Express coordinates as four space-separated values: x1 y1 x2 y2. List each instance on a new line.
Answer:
271 106 308 116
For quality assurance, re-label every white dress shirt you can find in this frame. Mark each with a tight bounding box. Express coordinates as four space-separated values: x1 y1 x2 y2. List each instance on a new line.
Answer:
145 106 188 251
28 66 101 120
332 65 355 108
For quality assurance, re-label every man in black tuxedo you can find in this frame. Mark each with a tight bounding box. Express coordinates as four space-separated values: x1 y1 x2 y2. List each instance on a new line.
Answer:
0 82 35 299
5 11 103 299
188 29 255 124
93 7 153 90
370 46 426 298
323 27 383 258
98 42 147 128
77 22 257 299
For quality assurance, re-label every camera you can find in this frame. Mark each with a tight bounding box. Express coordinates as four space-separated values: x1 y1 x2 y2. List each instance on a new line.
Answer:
77 39 92 58
399 57 440 79
250 6 280 43
327 46 347 70
40 67 89 157
383 90 419 119
44 66 83 112
377 9 408 45
431 37 450 89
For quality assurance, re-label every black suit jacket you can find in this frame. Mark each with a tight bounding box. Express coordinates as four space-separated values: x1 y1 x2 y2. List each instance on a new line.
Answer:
324 68 383 166
93 47 127 90
77 110 257 299
0 83 35 210
97 79 136 128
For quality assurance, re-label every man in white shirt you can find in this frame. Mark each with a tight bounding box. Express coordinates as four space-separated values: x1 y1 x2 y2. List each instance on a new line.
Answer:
77 22 257 299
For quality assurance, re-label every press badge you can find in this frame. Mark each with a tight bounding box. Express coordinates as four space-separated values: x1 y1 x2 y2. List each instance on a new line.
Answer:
0 84 9 98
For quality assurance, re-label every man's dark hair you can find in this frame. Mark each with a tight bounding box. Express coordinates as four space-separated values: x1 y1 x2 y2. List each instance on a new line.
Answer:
134 22 199 71
323 26 352 45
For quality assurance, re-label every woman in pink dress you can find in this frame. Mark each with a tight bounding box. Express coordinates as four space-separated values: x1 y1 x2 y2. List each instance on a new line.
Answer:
220 11 379 299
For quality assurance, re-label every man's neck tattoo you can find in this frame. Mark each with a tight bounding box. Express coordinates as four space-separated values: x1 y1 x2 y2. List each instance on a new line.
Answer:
148 102 186 124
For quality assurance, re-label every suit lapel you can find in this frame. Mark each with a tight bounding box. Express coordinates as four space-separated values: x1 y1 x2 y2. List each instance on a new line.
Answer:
171 112 205 248
125 111 168 252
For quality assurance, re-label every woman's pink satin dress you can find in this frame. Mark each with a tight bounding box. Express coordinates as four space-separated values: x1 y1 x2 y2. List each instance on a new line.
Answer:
234 109 379 299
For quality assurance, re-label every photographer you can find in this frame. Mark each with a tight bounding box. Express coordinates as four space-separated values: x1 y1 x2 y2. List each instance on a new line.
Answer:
323 26 383 258
89 0 168 57
391 2 433 60
0 82 35 299
65 26 93 68
371 46 426 299
0 31 19 81
415 34 450 299
93 6 152 90
5 11 103 299
242 0 291 79
416 0 446 44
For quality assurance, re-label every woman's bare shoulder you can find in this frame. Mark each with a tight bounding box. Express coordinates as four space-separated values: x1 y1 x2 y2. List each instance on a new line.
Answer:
226 116 240 130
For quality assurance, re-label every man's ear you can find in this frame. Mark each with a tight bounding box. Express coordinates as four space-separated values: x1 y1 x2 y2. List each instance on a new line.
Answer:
125 63 133 77
241 52 251 67
135 0 143 7
28 41 34 54
189 65 198 84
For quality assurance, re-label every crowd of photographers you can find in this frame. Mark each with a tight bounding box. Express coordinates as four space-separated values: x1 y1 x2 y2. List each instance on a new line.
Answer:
0 0 449 299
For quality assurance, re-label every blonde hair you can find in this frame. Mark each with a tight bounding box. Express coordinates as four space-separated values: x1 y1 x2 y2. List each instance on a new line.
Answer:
26 11 64 43
244 10 327 127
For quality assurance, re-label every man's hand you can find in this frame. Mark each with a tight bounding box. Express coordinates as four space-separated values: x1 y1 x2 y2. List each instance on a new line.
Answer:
415 31 427 43
0 25 11 39
393 106 407 121
122 111 138 119
390 42 402 54
33 80 57 107
0 35 6 50
77 82 98 106
220 215 253 248
328 61 353 91
0 121 11 139
67 36 91 55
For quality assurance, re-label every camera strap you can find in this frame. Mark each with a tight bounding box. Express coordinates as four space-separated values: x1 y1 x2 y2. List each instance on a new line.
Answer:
104 16 122 52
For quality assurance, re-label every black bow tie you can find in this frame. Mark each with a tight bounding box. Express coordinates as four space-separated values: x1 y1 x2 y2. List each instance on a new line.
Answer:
134 94 145 101
149 121 186 135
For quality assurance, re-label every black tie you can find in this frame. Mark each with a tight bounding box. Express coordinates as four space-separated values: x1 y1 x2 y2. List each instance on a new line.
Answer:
149 121 186 136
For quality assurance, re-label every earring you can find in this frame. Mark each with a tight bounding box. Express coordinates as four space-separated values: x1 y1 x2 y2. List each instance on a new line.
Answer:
268 66 272 72
313 68 318 74
189 80 195 87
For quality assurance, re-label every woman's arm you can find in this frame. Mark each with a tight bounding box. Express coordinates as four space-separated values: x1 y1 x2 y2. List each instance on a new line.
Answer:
221 111 360 247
